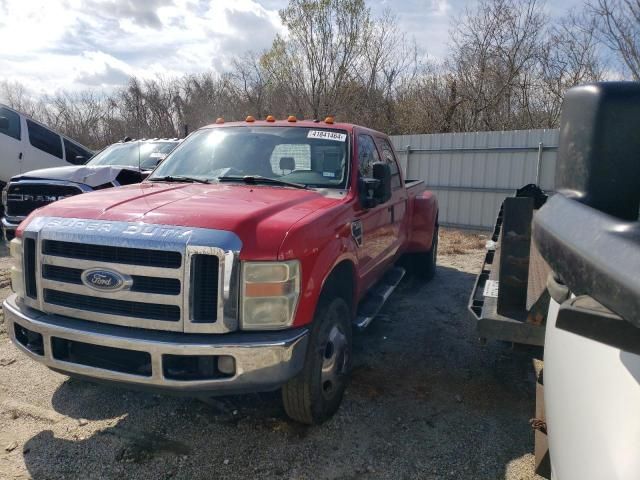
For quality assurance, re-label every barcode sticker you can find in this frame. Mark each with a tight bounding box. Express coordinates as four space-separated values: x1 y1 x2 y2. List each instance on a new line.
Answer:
483 280 499 298
307 130 346 142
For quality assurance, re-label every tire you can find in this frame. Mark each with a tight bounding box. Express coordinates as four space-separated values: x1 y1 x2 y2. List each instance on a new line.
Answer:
282 296 352 424
416 225 438 281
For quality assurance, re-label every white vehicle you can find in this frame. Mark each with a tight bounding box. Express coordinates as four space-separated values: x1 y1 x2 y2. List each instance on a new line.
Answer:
469 82 640 479
533 82 640 480
0 103 93 184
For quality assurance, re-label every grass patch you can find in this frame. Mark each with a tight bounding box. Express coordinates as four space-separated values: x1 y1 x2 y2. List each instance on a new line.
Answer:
439 227 488 255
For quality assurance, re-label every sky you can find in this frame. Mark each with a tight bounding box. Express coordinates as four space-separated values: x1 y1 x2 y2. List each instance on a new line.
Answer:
0 0 586 96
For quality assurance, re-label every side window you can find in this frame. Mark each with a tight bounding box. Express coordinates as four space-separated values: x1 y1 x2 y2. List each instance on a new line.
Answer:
377 138 402 189
64 139 92 165
0 107 21 141
357 134 380 177
27 120 63 159
269 144 311 173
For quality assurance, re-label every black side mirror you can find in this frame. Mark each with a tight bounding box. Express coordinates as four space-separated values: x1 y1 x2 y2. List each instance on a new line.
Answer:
359 162 392 208
359 177 381 208
556 82 640 220
373 162 392 204
0 117 9 130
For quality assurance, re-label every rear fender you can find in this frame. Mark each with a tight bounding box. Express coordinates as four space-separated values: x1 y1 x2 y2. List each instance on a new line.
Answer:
405 191 438 253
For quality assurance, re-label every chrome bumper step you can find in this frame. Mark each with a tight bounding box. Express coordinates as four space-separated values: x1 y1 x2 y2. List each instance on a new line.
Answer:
354 266 405 330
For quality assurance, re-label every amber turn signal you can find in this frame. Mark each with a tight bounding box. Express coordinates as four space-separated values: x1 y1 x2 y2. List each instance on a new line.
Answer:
244 281 290 297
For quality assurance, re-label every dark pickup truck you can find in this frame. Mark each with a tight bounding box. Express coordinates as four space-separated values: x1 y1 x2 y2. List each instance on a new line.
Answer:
2 138 179 240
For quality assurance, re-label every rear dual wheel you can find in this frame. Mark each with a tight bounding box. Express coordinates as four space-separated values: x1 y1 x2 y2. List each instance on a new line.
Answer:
417 225 438 281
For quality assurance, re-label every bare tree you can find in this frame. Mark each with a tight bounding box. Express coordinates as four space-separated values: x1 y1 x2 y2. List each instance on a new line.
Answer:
589 0 640 79
534 11 604 127
262 0 372 119
449 0 547 131
0 80 46 119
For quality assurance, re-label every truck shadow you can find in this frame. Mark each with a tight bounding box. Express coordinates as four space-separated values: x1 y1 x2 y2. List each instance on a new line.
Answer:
21 263 542 479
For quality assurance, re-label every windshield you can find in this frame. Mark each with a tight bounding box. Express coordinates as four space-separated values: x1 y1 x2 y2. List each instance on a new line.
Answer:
149 127 349 188
88 142 177 169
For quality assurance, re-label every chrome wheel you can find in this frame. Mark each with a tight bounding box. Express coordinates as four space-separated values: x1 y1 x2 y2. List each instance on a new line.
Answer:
320 324 348 400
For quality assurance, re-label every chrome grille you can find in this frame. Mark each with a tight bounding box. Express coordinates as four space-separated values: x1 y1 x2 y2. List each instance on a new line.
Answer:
44 289 181 321
21 217 242 334
42 265 181 295
42 240 182 268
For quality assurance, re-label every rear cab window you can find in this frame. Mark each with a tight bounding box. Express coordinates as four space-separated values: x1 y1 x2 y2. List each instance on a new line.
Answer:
0 107 21 141
27 120 63 159
376 137 403 189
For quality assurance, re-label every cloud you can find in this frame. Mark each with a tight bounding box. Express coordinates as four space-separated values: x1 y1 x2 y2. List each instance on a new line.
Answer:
84 0 175 29
0 0 590 95
76 62 131 86
0 0 285 95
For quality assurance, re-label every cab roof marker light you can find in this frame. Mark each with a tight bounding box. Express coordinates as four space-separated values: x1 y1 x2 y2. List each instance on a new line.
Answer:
215 117 224 124
246 116 255 123
287 115 297 122
324 116 335 124
266 115 276 122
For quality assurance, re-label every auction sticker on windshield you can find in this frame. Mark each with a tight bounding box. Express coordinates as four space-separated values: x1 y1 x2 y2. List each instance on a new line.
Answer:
307 130 347 142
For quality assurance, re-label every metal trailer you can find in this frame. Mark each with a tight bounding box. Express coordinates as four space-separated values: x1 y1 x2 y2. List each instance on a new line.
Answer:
468 183 550 346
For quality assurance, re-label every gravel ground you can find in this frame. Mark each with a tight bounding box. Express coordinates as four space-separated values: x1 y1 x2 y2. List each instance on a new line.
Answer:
0 237 544 480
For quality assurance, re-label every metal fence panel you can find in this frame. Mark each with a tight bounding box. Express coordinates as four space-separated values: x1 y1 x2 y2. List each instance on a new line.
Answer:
391 129 559 229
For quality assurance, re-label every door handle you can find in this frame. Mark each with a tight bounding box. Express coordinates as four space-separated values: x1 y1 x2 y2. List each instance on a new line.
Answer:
18 152 23 160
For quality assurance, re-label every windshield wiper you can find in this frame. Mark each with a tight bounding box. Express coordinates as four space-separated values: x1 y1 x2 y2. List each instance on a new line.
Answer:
149 175 210 184
218 175 309 190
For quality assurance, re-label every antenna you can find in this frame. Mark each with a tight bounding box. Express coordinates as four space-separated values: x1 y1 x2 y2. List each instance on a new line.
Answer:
138 140 141 171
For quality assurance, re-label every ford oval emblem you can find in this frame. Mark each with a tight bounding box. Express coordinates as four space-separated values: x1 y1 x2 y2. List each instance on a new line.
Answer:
81 268 131 292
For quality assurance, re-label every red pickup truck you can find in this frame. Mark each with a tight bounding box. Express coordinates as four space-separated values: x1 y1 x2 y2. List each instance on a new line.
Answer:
5 118 438 424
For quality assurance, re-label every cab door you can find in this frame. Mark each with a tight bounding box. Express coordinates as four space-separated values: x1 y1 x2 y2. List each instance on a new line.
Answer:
354 132 395 291
375 136 407 256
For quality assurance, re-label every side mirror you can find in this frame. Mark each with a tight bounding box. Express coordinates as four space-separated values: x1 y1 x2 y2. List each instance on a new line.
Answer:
372 162 392 204
0 117 9 130
359 162 392 208
359 177 381 208
556 82 640 220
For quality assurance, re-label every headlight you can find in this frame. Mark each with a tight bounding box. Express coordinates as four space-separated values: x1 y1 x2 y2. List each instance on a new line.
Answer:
240 260 300 330
9 237 24 297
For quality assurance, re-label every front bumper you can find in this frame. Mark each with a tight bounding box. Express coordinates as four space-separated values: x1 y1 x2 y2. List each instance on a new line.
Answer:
3 294 309 395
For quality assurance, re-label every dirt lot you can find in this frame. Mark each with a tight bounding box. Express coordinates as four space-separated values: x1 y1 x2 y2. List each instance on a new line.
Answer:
0 230 544 480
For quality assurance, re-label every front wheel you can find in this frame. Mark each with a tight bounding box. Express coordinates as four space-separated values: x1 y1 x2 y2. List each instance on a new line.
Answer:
282 297 352 424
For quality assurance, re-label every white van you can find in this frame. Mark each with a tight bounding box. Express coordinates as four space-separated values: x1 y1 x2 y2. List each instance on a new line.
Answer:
0 103 93 185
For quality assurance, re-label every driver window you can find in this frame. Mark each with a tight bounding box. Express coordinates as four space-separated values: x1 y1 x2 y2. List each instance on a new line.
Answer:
358 134 380 177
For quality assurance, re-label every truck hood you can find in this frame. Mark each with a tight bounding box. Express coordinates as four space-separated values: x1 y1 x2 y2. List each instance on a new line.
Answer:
34 182 342 258
13 165 142 187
